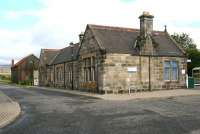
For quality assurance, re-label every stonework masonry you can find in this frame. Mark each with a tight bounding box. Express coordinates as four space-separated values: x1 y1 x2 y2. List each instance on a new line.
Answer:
102 54 186 94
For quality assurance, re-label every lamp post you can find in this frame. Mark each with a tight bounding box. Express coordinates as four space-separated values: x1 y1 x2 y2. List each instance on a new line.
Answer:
70 42 74 90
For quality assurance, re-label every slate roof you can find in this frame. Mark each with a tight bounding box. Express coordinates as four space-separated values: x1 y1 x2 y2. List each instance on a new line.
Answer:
40 49 60 66
88 24 186 57
51 43 80 65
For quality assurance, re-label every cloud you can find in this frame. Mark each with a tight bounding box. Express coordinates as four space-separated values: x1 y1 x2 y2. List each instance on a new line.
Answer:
121 0 136 2
4 10 41 19
0 29 41 64
37 0 200 45
1 0 200 64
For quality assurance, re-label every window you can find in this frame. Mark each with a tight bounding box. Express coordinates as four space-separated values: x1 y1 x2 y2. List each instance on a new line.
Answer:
171 61 178 80
91 56 96 81
56 67 59 81
60 67 64 81
56 66 64 82
83 56 96 82
163 61 178 81
68 67 71 82
68 65 72 83
164 61 170 80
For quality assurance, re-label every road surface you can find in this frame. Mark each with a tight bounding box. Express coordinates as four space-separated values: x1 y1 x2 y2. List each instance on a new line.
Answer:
1 84 200 134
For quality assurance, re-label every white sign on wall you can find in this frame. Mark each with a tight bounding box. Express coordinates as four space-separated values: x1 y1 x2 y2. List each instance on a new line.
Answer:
33 70 39 86
182 69 186 75
127 67 137 72
34 79 39 86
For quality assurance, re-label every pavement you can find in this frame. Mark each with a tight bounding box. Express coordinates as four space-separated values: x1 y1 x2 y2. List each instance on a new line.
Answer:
0 90 21 128
32 86 200 100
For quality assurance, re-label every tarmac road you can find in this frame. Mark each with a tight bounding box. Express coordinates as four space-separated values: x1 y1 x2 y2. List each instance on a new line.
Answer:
1 84 200 134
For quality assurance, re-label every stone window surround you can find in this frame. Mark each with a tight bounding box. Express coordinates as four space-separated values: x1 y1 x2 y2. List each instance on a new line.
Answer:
82 56 96 82
56 66 64 82
163 60 179 82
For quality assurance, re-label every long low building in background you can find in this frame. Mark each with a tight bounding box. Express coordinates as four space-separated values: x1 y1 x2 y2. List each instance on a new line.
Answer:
11 54 39 84
0 65 11 76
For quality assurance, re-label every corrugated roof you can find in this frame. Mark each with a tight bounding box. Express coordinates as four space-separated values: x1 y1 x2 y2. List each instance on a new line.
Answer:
88 24 185 56
12 54 38 68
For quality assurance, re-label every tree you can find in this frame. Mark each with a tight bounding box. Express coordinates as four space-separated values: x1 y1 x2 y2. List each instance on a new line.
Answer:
171 33 200 76
186 49 200 76
171 33 197 50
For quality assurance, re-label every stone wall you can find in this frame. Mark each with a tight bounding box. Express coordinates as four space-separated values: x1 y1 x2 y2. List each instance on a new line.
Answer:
48 61 79 90
64 61 79 90
39 67 47 86
102 54 187 94
78 27 103 93
46 66 54 87
73 61 79 90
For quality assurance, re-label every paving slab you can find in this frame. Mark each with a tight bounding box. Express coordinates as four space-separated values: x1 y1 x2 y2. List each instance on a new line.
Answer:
101 89 200 100
32 86 200 101
0 91 21 128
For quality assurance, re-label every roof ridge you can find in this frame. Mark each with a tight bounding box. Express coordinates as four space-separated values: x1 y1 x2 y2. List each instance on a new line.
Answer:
50 43 80 65
88 24 139 32
88 24 165 34
12 54 35 67
43 49 60 51
59 43 80 51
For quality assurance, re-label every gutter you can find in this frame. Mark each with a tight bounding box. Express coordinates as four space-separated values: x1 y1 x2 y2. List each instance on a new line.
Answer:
149 56 151 91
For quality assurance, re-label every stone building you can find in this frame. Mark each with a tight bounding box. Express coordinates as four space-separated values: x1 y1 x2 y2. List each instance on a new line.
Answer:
50 43 80 89
40 12 187 94
38 49 60 86
77 12 187 93
11 54 39 84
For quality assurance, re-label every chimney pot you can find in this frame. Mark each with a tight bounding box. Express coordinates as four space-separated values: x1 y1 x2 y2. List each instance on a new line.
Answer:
143 11 150 15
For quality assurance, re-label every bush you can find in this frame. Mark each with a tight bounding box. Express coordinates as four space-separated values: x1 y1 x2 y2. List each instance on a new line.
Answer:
0 74 11 81
19 80 32 85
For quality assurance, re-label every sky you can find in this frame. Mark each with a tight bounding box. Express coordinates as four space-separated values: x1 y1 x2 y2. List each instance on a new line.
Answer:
0 0 200 65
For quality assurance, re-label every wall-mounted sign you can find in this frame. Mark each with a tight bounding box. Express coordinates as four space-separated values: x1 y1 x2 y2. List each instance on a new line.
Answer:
34 70 39 86
181 69 186 75
127 67 137 72
187 59 191 63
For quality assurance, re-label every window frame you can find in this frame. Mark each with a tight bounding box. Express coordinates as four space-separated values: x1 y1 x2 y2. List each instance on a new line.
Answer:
163 61 171 81
163 60 179 81
171 61 179 81
83 56 96 82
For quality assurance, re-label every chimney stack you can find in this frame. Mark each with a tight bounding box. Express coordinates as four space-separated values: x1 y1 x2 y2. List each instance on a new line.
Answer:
79 32 84 43
11 59 14 67
139 11 154 38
